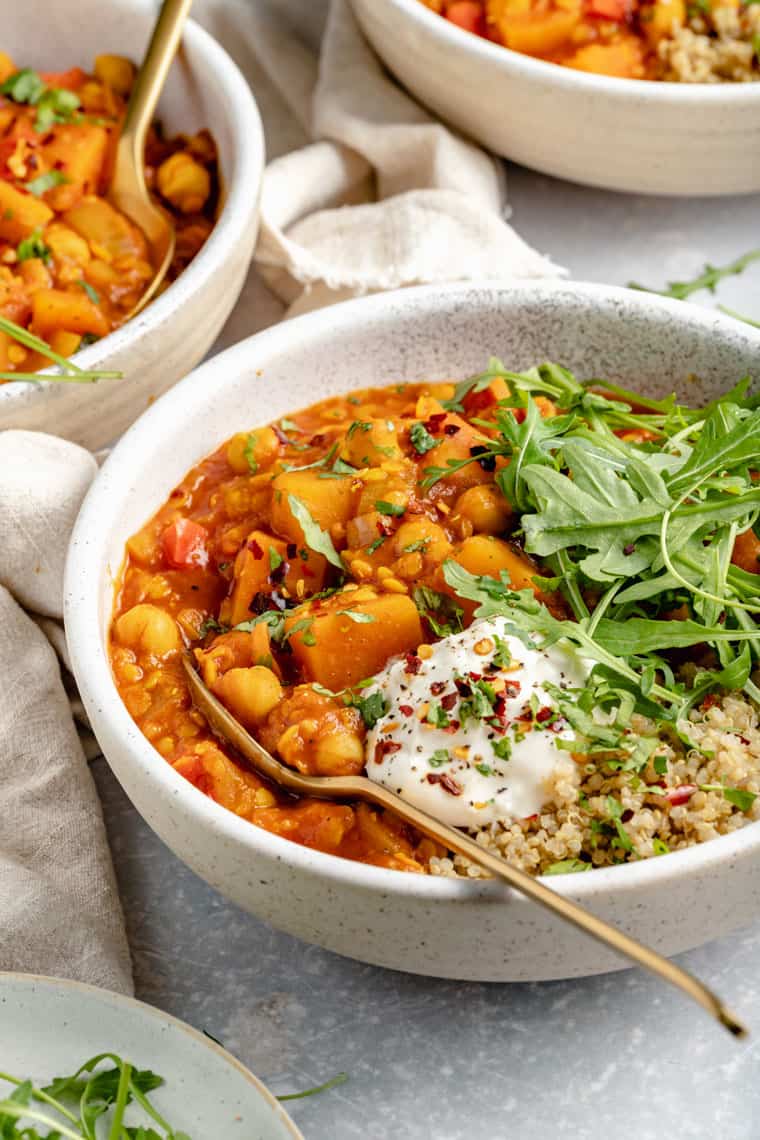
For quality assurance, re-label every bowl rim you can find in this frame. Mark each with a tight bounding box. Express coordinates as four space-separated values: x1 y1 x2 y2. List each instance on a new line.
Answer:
0 6 265 405
65 279 760 910
370 0 760 103
0 970 303 1139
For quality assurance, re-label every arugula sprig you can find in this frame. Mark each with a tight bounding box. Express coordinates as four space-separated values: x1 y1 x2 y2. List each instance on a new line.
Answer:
0 1055 189 1139
0 315 120 384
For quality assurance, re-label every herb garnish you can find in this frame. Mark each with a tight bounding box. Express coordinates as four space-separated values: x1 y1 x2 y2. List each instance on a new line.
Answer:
409 421 439 454
0 313 121 384
375 500 405 517
24 170 69 197
412 586 464 638
0 1054 189 1139
628 247 760 301
287 494 344 569
17 229 51 263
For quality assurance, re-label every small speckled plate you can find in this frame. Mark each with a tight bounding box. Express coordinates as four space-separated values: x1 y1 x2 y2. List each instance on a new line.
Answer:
0 973 303 1140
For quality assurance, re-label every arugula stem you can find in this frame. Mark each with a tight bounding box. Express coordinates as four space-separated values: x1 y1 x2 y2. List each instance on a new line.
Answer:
278 1072 349 1101
129 1079 174 1135
107 1060 131 1140
718 305 760 328
0 1070 81 1126
556 550 589 620
0 1099 85 1139
585 582 620 637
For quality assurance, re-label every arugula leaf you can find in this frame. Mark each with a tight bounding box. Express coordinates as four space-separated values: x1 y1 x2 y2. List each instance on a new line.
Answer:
287 494 344 569
347 690 388 728
544 859 591 875
629 248 760 301
375 500 405 517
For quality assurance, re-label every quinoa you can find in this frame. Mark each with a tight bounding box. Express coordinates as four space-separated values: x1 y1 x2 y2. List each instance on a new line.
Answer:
658 3 760 82
430 690 760 879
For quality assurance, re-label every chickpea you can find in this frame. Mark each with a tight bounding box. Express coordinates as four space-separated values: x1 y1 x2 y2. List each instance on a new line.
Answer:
226 427 280 474
314 730 365 776
341 418 401 468
45 223 91 268
94 54 137 96
114 603 181 658
454 485 512 536
156 152 211 215
392 518 451 562
218 666 284 728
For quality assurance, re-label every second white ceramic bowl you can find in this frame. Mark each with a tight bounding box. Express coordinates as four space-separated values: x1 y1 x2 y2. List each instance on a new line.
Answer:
0 0 264 449
65 281 760 982
350 0 760 196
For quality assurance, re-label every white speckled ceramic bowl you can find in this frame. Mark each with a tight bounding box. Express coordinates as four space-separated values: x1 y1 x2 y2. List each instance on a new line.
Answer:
0 973 302 1139
0 0 264 449
65 281 760 982
349 0 760 196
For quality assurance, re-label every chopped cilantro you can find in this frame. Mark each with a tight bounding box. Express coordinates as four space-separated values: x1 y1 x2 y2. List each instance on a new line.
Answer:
428 749 451 767
426 702 450 728
700 784 757 812
269 547 284 571
197 616 228 638
652 838 670 856
0 68 46 104
492 634 512 670
403 539 430 554
16 230 50 264
78 279 100 304
243 432 258 473
367 535 387 555
409 421 438 455
492 736 512 761
474 761 494 776
337 610 375 623
545 859 591 875
24 170 69 197
412 585 464 638
375 500 405 517
287 494 344 569
653 755 668 776
350 690 389 728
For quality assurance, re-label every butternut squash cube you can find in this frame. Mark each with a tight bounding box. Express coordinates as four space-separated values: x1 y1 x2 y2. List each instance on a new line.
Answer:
284 589 423 690
271 470 360 545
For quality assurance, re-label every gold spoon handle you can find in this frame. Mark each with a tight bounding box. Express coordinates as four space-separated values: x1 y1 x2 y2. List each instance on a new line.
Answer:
356 779 746 1037
118 0 194 176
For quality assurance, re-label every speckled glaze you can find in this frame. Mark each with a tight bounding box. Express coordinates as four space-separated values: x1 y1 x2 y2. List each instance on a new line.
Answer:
0 0 264 450
349 0 760 196
0 972 302 1139
65 281 760 982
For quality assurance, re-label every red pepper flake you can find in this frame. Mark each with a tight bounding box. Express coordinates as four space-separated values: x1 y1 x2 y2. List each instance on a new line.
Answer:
287 543 298 559
301 562 315 578
430 681 446 696
503 681 521 699
423 412 447 433
309 433 326 446
701 693 720 711
535 706 553 724
441 692 458 711
248 538 264 558
272 423 291 445
665 784 698 806
374 740 402 764
399 704 414 717
443 423 461 436
468 672 482 682
405 654 422 674
443 721 461 734
426 772 463 795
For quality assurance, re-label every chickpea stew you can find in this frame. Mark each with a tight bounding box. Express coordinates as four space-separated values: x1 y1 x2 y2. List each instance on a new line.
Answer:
421 0 760 82
111 363 760 877
0 52 218 378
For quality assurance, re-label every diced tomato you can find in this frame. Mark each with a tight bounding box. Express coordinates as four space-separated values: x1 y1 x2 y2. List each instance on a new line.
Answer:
161 517 209 570
587 0 629 19
664 785 697 806
39 67 87 91
445 2 486 36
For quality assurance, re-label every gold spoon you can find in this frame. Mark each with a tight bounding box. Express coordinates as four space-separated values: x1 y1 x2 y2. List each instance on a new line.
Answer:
182 652 747 1038
108 0 193 318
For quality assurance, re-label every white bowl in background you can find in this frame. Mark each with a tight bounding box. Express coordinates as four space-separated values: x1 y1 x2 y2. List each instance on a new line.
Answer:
0 0 264 449
65 281 760 982
350 0 760 196
0 972 303 1140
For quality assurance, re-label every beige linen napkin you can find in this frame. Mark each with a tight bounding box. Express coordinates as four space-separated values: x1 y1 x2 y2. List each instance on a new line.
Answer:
249 0 564 315
0 431 132 993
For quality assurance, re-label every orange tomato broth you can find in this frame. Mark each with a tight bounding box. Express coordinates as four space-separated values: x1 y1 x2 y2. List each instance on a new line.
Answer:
110 377 563 872
420 0 716 79
0 51 218 377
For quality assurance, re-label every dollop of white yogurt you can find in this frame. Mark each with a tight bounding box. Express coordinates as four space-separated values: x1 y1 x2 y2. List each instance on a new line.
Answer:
364 618 586 828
